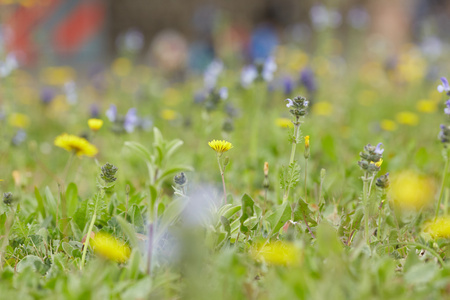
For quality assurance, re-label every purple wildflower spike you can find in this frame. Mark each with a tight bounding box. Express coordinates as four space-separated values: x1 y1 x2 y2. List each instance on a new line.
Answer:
438 77 450 93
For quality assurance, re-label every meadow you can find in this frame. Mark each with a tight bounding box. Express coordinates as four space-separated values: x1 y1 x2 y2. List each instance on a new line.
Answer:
1 39 450 299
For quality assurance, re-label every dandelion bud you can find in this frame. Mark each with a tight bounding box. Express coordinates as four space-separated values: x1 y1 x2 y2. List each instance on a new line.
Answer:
223 156 230 168
304 135 310 159
320 168 326 180
264 162 269 176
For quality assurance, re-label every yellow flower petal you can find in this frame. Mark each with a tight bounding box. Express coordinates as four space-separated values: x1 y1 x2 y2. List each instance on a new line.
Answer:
54 133 98 157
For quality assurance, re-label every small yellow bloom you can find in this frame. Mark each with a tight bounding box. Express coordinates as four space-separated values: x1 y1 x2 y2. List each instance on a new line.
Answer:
371 158 383 168
112 57 132 77
424 217 450 239
8 113 30 128
275 118 293 128
389 170 434 211
40 66 76 86
416 99 437 113
91 232 131 263
396 111 419 126
88 118 103 132
208 140 233 154
380 119 397 131
305 136 310 148
161 109 177 121
251 241 301 265
312 101 333 116
54 133 98 157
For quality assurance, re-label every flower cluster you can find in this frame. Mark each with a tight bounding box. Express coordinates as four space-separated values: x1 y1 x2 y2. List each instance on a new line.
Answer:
358 143 384 172
438 77 450 145
285 96 309 117
100 163 118 184
376 172 390 189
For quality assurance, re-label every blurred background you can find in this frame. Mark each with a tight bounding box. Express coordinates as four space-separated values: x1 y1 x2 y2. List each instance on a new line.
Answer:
0 0 449 73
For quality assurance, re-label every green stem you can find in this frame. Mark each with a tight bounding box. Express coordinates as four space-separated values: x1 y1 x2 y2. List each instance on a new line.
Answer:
217 154 227 205
363 172 370 246
80 211 97 270
304 158 308 204
284 117 301 201
436 150 450 220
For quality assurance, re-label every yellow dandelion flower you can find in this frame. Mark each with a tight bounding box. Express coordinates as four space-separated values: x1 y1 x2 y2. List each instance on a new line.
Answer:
88 118 103 132
275 118 293 128
424 217 450 239
389 170 435 211
91 232 131 263
208 140 233 154
54 133 98 157
251 241 301 265
396 111 419 126
161 109 177 121
305 135 310 148
312 101 333 116
416 99 437 113
8 113 30 128
380 119 397 131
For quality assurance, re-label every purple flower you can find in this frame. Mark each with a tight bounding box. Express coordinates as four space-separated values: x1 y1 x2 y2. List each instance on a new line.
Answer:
300 68 317 93
445 100 450 115
106 104 118 122
124 108 139 133
438 77 450 94
283 76 294 95
374 143 384 155
90 104 100 118
40 87 55 104
285 98 294 108
240 65 258 88
218 87 228 100
204 59 223 90
262 56 277 82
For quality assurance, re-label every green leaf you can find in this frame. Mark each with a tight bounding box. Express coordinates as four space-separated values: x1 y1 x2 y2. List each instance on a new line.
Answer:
158 198 188 237
16 255 45 273
65 182 78 218
404 262 438 285
221 216 231 235
156 166 194 185
126 250 142 280
116 216 138 248
131 205 144 228
153 127 163 145
124 141 153 163
165 139 184 159
239 194 255 232
44 186 57 220
266 202 291 237
34 187 46 218
279 162 301 192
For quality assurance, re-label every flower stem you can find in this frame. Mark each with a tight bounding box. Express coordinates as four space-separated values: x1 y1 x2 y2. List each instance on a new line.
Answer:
217 154 227 205
362 172 370 246
304 158 308 204
436 150 450 220
284 116 301 201
80 210 96 270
